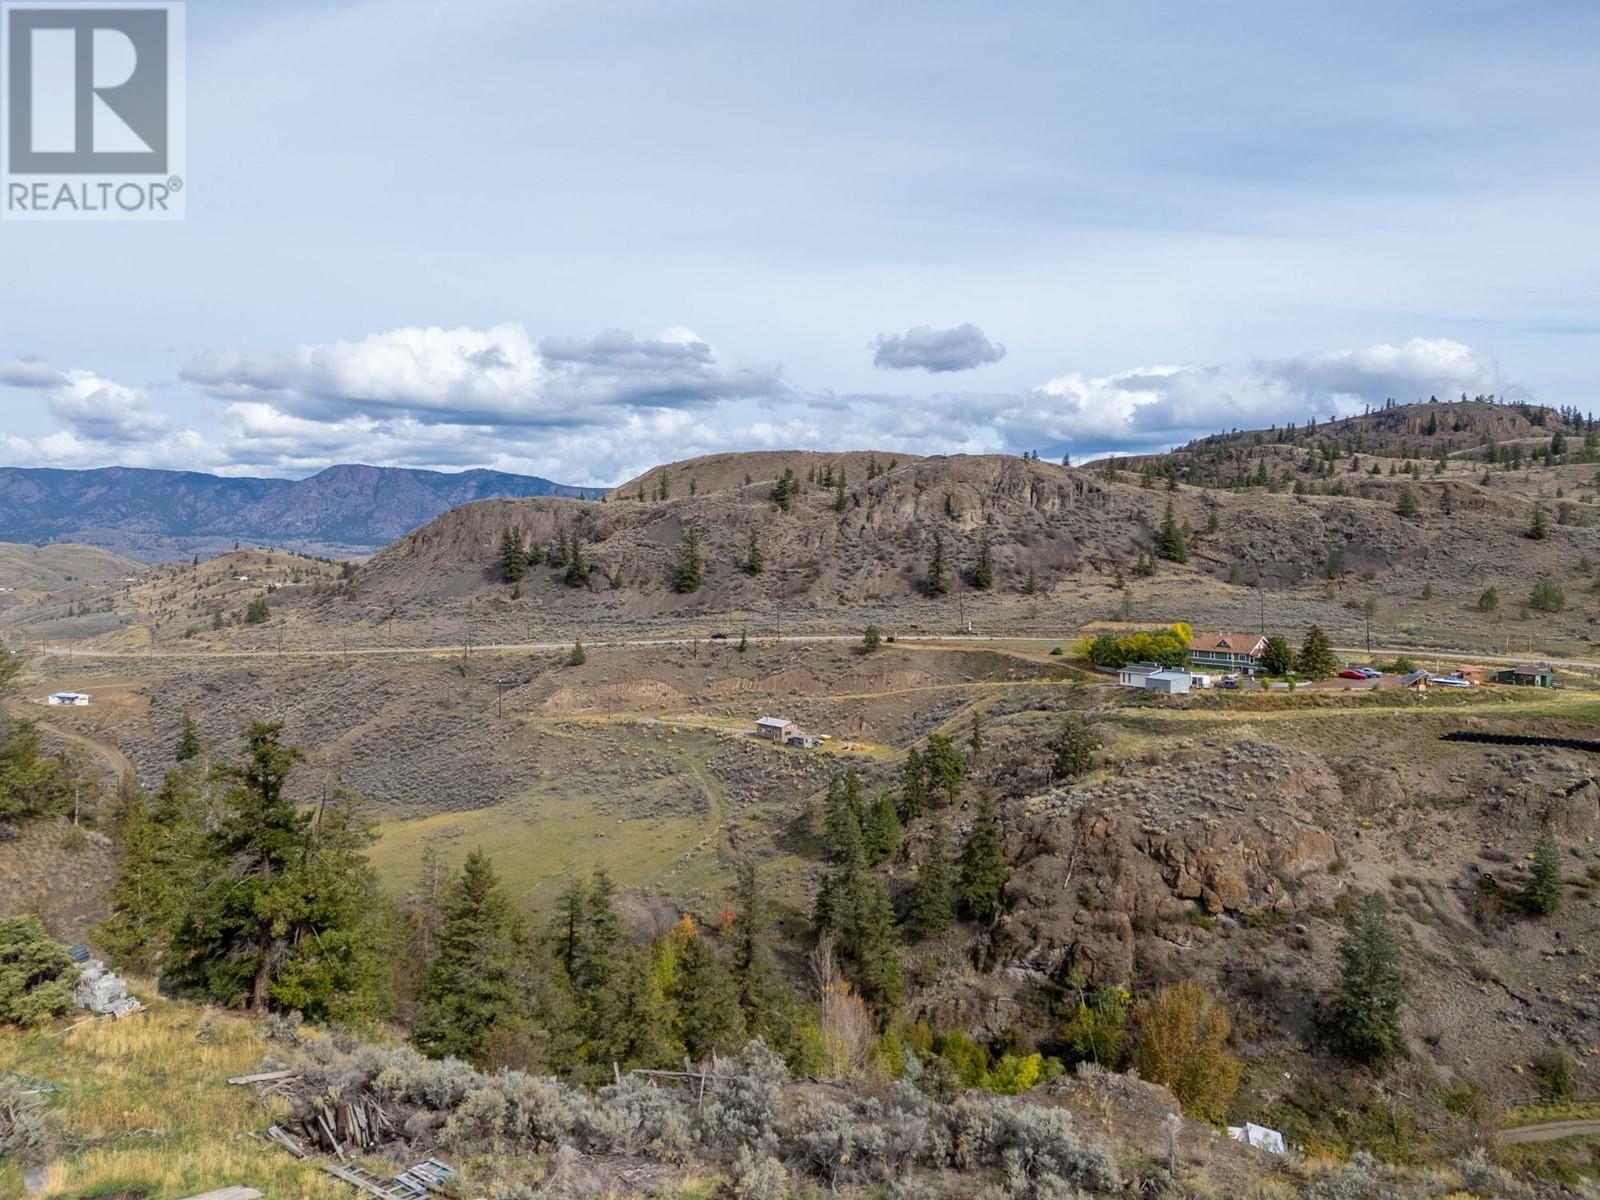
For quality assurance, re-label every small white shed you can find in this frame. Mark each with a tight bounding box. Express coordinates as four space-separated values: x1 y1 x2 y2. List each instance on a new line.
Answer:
47 692 90 707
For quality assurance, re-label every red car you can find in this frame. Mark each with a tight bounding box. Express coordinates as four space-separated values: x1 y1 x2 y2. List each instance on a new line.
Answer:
1337 668 1368 679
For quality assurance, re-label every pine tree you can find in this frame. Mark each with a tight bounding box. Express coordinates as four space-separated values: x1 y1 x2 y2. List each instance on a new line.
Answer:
900 748 928 819
958 791 1007 921
737 629 749 653
607 943 683 1068
729 860 776 1025
568 640 586 666
904 818 955 940
1529 503 1549 540
968 711 984 759
814 864 902 1007
175 712 202 762
564 535 590 587
1295 625 1338 679
823 771 866 864
771 468 797 512
926 532 947 597
1023 567 1038 595
675 525 704 593
743 530 764 575
1325 892 1408 1069
551 529 572 569
921 733 965 807
416 850 530 1065
167 724 385 1020
97 763 209 972
499 526 528 582
1523 836 1565 916
671 931 747 1060
861 792 902 865
1477 586 1500 613
1394 486 1420 518
833 471 848 513
862 624 883 653
1156 501 1188 563
1053 714 1096 781
971 538 994 589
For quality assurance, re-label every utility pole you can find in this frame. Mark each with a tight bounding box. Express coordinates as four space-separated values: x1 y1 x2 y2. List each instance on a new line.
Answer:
496 678 507 718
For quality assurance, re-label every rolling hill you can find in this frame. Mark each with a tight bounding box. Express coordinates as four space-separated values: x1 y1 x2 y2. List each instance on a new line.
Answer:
0 463 599 562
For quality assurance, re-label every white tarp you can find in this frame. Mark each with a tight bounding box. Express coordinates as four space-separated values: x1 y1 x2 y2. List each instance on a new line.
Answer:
1228 1123 1287 1156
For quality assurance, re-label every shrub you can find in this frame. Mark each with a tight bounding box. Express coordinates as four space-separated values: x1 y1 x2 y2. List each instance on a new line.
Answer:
1531 1047 1579 1103
721 1145 790 1200
1131 981 1240 1122
1529 579 1566 613
0 1079 59 1166
0 915 78 1026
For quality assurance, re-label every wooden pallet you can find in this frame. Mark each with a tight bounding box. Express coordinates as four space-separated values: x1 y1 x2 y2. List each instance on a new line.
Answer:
321 1164 422 1200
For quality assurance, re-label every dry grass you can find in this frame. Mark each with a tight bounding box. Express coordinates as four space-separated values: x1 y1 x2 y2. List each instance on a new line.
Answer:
0 995 346 1199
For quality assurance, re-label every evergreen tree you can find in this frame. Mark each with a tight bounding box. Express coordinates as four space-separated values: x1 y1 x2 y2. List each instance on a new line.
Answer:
1053 714 1096 781
568 640 586 666
1260 635 1294 676
608 942 683 1068
498 526 528 582
415 850 530 1065
729 859 777 1025
737 629 749 653
670 931 747 1060
1529 503 1550 540
174 712 202 763
833 471 848 513
1523 835 1565 916
1325 892 1408 1069
926 531 948 597
904 818 955 940
167 724 385 1019
1394 486 1420 518
968 711 984 759
1295 626 1338 679
771 468 797 512
564 534 590 587
97 763 209 972
900 748 929 819
861 792 902 865
823 771 866 864
814 865 902 1007
1156 501 1188 563
743 530 764 575
862 624 883 653
675 525 705 593
922 733 965 807
551 530 572 569
1477 585 1501 613
1023 567 1038 595
958 792 1007 921
971 538 994 589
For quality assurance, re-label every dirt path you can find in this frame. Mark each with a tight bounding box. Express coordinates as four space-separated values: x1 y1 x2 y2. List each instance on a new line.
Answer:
3 698 136 784
1500 1118 1600 1144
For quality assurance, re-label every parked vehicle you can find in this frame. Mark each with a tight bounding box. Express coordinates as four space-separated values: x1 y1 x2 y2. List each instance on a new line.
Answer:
1338 669 1367 679
1358 667 1383 678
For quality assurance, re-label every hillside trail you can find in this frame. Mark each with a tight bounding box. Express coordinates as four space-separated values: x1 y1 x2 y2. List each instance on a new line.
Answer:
1500 1118 1600 1144
3 697 136 784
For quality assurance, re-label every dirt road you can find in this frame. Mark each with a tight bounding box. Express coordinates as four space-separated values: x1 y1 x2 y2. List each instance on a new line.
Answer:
1500 1118 1600 1144
3 697 136 784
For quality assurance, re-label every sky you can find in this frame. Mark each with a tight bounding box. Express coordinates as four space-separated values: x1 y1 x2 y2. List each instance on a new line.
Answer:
3 0 1599 487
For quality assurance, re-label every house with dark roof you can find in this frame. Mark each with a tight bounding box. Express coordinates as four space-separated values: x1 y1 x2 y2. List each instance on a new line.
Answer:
1188 633 1268 675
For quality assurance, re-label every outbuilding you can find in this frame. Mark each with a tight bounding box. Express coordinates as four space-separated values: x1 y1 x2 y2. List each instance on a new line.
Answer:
1496 664 1556 688
754 716 794 741
46 691 90 707
1144 669 1194 695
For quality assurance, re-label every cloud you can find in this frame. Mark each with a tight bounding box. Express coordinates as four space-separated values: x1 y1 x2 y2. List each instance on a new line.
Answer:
183 322 787 426
0 358 173 446
872 324 1007 373
1016 337 1499 452
0 334 1508 484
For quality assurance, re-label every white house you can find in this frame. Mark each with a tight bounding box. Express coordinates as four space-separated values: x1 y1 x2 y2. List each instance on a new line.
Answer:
1117 662 1162 687
47 692 90 707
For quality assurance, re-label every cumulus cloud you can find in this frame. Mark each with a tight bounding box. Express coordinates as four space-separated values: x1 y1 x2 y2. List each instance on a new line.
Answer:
183 322 786 426
0 358 173 446
0 334 1506 484
1015 337 1499 451
872 324 1007 373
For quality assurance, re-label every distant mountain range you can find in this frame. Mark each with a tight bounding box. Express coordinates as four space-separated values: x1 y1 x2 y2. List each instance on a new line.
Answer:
0 464 598 561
